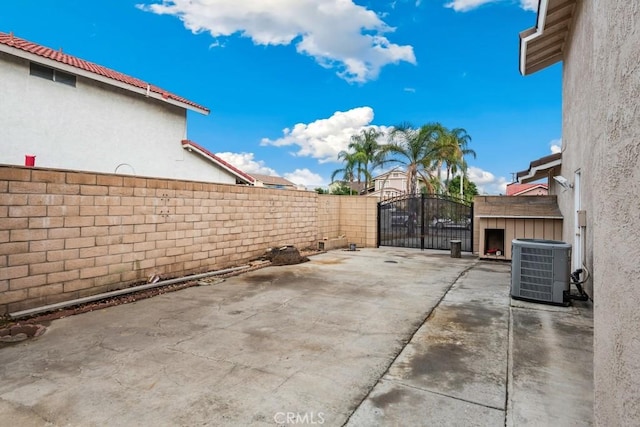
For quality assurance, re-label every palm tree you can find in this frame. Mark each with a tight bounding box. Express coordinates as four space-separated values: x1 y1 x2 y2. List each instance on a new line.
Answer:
442 127 476 194
331 128 384 195
348 128 384 192
442 128 476 196
330 150 357 195
379 123 444 195
426 123 448 193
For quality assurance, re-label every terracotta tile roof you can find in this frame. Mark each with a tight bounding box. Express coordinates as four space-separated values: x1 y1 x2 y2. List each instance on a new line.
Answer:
181 140 254 184
506 183 548 196
0 31 209 114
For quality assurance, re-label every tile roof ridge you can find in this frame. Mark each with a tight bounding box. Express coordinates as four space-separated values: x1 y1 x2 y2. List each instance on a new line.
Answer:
0 31 209 114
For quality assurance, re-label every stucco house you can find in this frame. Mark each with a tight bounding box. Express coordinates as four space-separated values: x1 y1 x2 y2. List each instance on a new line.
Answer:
519 1 639 423
368 170 407 199
0 32 252 185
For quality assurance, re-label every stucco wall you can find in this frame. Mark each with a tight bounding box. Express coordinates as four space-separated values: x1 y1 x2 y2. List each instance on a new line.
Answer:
0 166 378 315
0 53 235 184
562 0 640 423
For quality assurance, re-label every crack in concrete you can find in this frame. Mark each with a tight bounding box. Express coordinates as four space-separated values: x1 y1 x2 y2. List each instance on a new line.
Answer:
96 336 124 353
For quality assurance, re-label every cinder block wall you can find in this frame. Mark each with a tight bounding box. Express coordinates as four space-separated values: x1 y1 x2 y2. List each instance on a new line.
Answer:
317 195 341 240
0 166 378 315
338 196 378 248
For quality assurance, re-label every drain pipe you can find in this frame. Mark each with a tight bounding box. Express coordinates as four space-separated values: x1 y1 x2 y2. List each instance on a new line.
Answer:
9 265 250 320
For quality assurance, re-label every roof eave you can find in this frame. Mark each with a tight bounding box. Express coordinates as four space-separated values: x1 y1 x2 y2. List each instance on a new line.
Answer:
0 44 209 115
519 0 576 76
517 157 562 184
181 140 254 185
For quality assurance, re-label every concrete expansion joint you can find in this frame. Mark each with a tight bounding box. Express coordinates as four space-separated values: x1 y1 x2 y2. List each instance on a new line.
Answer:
392 379 506 412
505 305 514 427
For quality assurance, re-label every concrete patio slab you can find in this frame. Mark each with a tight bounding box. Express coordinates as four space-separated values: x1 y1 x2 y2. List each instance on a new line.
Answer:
347 260 593 427
0 248 593 426
0 248 473 426
507 301 593 426
346 259 511 426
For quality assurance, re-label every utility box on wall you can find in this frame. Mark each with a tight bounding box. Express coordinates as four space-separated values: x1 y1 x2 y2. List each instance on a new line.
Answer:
473 196 564 260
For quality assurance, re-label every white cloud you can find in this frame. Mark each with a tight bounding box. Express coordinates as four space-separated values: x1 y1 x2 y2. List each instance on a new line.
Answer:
138 0 416 83
444 0 538 12
261 106 390 163
215 152 326 188
467 166 509 195
215 152 277 175
284 168 325 188
550 138 562 154
520 0 539 12
444 0 497 12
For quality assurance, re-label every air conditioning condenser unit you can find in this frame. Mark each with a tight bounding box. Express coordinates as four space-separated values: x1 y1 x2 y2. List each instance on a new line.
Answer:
511 239 571 305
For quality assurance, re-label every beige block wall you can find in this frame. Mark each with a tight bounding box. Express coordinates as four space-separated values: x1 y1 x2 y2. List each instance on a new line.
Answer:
0 166 378 315
337 196 378 248
316 194 377 248
317 195 341 241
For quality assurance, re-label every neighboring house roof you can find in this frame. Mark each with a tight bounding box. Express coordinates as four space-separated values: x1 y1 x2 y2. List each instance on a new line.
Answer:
506 183 548 196
517 152 562 183
519 0 577 75
181 140 254 185
251 174 297 188
0 31 209 114
373 169 406 180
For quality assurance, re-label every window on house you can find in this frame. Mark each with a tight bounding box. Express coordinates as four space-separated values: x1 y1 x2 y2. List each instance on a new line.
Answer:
30 63 76 87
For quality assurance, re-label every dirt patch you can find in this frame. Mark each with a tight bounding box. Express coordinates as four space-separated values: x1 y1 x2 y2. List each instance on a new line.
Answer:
0 323 46 345
1 248 323 328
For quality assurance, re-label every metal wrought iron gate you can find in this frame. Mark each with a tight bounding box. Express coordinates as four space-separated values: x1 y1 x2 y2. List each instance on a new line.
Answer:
378 194 473 252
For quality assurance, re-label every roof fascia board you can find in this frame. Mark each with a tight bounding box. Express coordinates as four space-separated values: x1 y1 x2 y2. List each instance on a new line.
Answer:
517 158 562 183
181 141 253 184
520 0 550 75
0 44 209 115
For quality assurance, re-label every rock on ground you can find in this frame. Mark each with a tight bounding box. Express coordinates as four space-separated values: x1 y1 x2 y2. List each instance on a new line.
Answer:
264 245 309 265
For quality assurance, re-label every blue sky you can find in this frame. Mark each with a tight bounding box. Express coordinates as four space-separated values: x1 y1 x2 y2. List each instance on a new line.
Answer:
1 0 561 194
